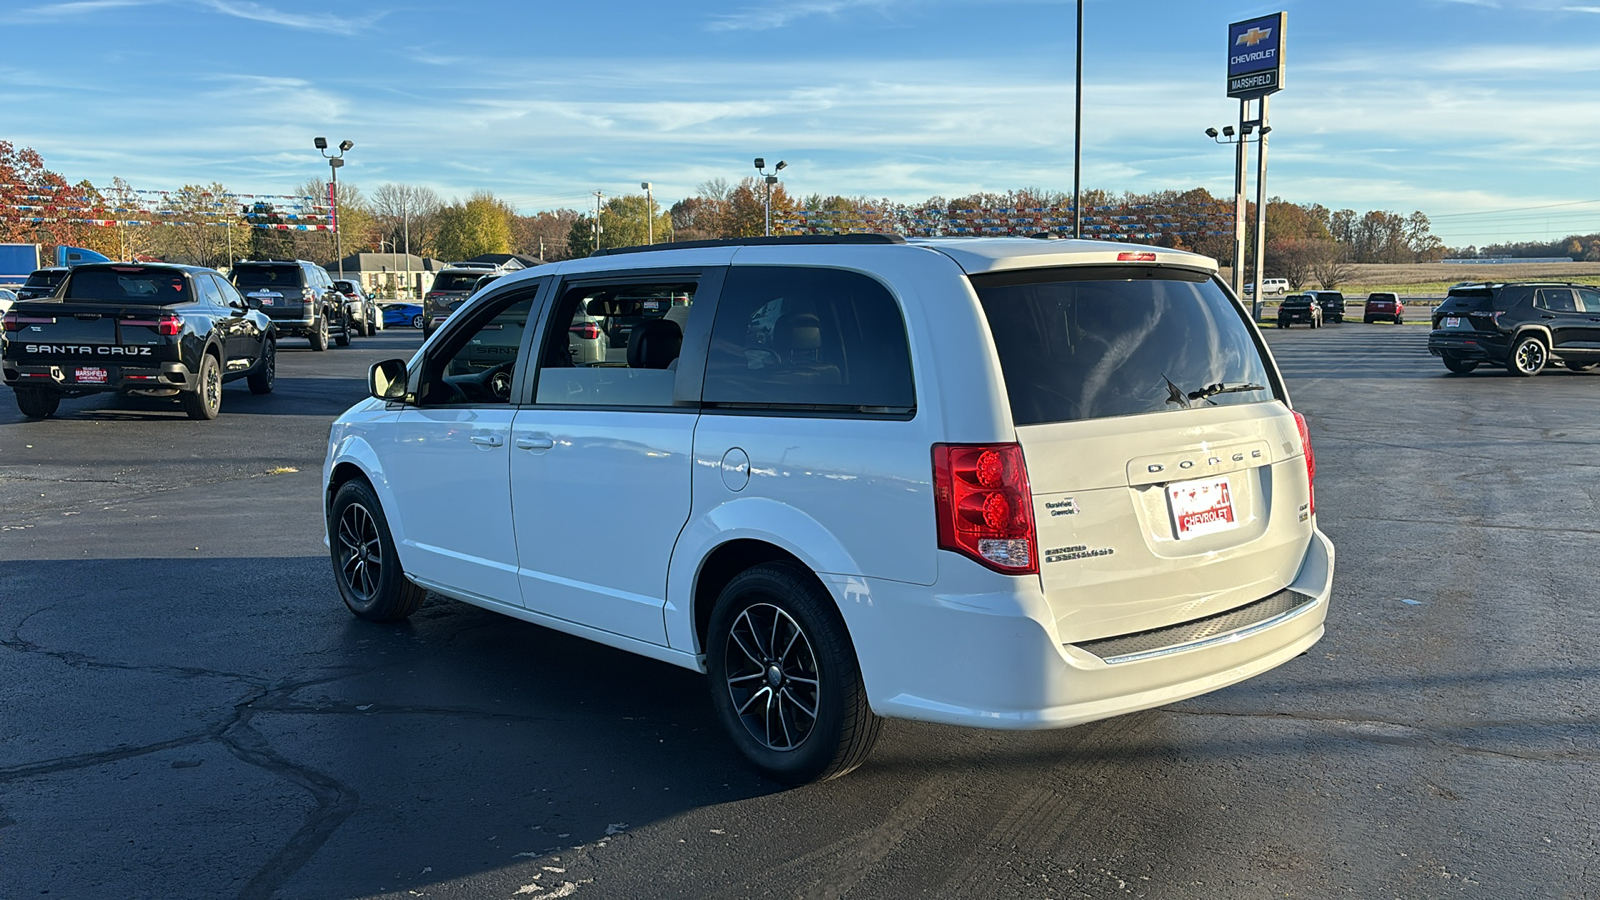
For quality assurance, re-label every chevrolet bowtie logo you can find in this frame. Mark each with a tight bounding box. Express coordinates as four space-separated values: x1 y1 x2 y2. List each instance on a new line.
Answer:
1236 26 1272 47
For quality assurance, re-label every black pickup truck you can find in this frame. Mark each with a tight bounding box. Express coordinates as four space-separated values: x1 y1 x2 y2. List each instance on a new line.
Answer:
1 263 276 419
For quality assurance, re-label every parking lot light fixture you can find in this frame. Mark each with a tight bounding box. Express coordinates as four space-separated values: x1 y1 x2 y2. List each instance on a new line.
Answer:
641 182 654 245
754 158 787 236
315 137 354 279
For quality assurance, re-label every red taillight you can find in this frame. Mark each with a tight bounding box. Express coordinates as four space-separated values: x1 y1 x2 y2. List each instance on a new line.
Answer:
4 314 55 332
932 443 1037 575
157 315 182 336
569 323 601 340
1117 251 1157 262
1292 411 1316 517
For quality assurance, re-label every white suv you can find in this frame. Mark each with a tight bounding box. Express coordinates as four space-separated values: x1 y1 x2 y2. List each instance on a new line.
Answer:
323 235 1334 784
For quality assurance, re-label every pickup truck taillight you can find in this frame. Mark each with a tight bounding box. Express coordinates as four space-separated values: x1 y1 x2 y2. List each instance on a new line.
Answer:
3 313 57 332
158 314 182 336
569 323 601 340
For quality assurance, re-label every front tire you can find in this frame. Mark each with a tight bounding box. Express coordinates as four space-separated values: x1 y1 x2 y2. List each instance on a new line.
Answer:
330 479 426 622
248 339 276 394
15 387 61 419
1510 335 1548 376
181 353 223 419
707 563 881 785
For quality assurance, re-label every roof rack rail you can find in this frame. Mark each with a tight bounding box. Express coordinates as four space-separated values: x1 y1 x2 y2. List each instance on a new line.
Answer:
589 233 906 257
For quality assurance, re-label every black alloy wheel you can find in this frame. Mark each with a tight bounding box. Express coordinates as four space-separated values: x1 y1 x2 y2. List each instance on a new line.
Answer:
248 339 276 394
707 563 881 784
1510 335 1548 376
330 479 426 622
335 311 352 347
180 353 222 420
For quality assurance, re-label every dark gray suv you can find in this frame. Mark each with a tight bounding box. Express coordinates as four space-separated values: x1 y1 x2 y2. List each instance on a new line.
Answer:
231 260 354 351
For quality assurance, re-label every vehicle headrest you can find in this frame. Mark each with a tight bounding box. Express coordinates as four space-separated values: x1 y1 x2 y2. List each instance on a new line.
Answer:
775 312 822 353
627 317 682 369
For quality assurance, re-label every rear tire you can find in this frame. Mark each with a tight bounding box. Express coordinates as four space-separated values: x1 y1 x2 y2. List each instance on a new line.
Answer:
334 312 352 347
1394 315 1404 325
1510 335 1548 376
248 339 276 394
309 314 330 351
181 353 223 419
707 562 881 785
330 479 426 622
15 387 60 419
410 314 423 329
1442 354 1478 374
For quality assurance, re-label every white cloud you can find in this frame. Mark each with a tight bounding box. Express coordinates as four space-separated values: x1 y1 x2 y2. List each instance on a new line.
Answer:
705 0 893 32
196 0 384 34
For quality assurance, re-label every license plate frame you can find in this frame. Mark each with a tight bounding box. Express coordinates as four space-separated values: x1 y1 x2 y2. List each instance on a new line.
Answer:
1444 316 1461 328
1167 475 1239 540
75 366 108 384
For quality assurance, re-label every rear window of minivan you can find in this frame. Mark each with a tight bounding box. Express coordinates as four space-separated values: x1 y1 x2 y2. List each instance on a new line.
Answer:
971 266 1275 426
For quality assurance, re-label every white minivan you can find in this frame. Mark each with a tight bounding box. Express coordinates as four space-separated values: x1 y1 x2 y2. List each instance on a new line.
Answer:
324 235 1334 783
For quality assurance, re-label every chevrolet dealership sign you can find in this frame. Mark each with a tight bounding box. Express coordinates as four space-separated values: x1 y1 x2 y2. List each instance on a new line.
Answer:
1227 12 1286 99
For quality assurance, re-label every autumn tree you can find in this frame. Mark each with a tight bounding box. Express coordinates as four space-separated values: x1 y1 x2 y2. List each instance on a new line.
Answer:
434 192 514 260
512 209 580 260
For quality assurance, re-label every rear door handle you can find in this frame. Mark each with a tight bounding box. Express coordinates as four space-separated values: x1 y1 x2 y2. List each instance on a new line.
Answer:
1541 314 1555 319
469 434 504 448
515 436 555 451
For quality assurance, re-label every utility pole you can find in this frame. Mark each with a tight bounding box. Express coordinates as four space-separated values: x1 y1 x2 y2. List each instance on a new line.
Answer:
593 190 604 251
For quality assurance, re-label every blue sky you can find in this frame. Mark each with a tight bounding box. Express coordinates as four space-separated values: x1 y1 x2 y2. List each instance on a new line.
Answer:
2 0 1598 246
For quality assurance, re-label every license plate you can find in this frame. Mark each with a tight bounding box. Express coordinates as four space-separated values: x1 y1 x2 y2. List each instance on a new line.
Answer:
76 366 108 384
1445 316 1460 328
1168 475 1238 539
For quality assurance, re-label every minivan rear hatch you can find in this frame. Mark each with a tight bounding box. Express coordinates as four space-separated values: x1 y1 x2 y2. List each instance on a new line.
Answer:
970 265 1316 643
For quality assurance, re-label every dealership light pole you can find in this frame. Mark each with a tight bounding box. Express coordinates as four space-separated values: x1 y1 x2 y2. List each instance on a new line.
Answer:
1073 0 1083 239
641 182 654 244
755 157 787 236
314 137 354 279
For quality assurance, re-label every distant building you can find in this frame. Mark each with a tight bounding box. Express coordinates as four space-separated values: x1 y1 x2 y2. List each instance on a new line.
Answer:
335 253 448 298
460 252 543 270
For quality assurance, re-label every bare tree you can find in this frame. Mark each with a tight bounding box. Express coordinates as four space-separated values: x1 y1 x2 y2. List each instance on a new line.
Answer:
370 183 443 257
1309 240 1358 289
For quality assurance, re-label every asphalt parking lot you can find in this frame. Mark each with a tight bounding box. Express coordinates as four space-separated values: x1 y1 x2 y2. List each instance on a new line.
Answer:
2 322 1597 899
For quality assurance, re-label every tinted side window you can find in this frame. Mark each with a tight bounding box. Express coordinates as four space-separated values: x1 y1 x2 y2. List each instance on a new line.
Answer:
194 273 224 307
1538 288 1577 312
1577 289 1600 314
703 266 915 414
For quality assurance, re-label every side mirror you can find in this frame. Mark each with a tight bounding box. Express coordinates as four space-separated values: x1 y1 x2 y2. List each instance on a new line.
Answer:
229 298 248 314
369 358 408 401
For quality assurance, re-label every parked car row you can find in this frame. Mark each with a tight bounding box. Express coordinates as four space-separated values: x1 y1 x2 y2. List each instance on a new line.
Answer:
1274 291 1408 329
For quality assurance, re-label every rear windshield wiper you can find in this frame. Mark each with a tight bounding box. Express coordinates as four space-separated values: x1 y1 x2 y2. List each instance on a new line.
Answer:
1188 381 1267 401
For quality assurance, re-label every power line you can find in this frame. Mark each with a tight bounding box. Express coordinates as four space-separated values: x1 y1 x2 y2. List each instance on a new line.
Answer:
1428 198 1600 219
